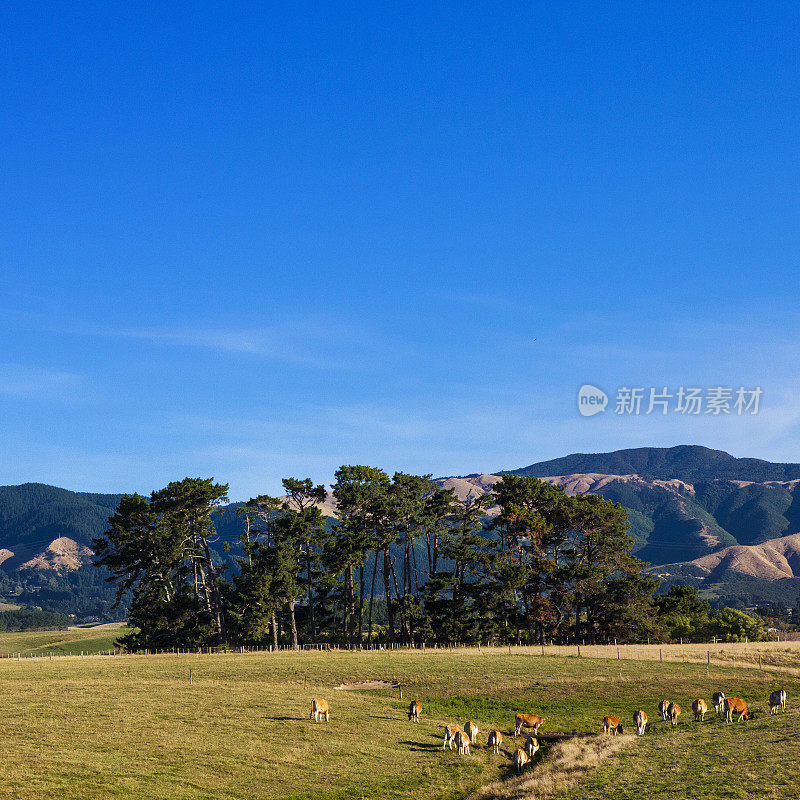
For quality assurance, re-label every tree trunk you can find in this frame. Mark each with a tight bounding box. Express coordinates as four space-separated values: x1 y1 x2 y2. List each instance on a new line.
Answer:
271 613 278 650
305 541 316 637
201 538 226 644
345 564 355 647
383 549 395 643
358 564 365 644
288 598 299 650
411 541 421 596
367 550 379 643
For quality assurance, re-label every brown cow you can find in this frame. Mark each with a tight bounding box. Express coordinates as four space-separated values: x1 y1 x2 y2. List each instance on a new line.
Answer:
692 699 708 722
513 748 529 774
310 698 329 723
514 713 545 736
658 699 670 721
633 709 647 736
724 697 748 723
408 700 422 722
454 729 471 755
443 724 460 750
524 736 539 759
464 720 479 744
487 729 503 754
603 715 621 736
712 691 725 714
667 702 681 730
769 690 787 714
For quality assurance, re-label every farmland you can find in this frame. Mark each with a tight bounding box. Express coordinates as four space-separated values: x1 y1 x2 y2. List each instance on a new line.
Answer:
0 645 797 799
0 624 130 657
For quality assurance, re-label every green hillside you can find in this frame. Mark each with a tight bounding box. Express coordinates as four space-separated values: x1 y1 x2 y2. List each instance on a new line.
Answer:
0 483 121 558
507 444 800 483
4 446 800 617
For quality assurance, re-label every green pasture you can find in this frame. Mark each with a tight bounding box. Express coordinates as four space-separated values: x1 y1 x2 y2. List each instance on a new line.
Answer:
0 649 795 799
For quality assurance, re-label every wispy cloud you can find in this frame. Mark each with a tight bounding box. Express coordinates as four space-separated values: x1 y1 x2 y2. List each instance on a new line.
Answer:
0 307 377 367
112 327 272 354
0 363 82 401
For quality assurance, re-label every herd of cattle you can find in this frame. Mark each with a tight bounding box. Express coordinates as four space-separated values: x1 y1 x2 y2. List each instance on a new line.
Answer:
310 688 788 776
602 689 787 740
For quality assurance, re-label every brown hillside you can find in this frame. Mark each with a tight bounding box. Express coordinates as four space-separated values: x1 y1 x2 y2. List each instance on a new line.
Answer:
687 533 800 580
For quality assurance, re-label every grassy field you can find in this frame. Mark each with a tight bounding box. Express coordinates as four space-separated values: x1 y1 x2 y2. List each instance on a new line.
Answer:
0 647 798 799
0 624 130 657
538 640 800 674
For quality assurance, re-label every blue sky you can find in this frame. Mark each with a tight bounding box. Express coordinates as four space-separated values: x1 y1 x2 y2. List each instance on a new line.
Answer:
2 2 800 499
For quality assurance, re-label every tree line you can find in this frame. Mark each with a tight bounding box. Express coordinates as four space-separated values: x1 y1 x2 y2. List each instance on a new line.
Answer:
92 469 747 650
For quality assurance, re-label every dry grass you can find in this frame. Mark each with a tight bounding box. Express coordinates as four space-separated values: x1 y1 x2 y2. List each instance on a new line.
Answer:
0 647 794 798
0 627 131 656
469 735 633 800
440 641 800 675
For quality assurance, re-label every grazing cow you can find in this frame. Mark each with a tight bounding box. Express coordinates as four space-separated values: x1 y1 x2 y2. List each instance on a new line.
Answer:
513 748 529 774
769 690 787 715
487 729 503 754
692 699 708 722
408 700 422 722
659 700 670 721
464 720 479 744
633 709 647 736
667 702 681 730
603 715 621 736
310 698 329 723
524 736 539 759
514 713 545 736
443 724 460 750
454 729 471 755
712 692 726 715
724 697 748 723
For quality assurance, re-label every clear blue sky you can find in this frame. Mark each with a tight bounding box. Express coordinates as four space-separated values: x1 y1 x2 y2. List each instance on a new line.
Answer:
2 2 800 499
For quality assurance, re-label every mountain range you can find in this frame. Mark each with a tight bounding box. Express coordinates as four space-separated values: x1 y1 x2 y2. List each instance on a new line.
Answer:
4 445 800 608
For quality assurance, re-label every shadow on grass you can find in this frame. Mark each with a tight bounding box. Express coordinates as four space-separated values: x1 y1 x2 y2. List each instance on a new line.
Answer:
400 740 441 752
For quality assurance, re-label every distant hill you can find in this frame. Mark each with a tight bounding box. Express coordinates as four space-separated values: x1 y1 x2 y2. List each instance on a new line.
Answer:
503 445 800 483
4 445 800 611
0 484 121 571
658 533 800 581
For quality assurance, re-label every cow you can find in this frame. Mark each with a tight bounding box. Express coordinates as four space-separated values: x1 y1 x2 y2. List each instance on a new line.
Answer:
408 700 422 722
603 715 621 736
633 709 647 736
667 702 681 730
310 698 329 723
514 713 545 736
712 692 726 715
769 690 787 715
724 697 748 723
524 736 539 759
659 700 670 721
692 699 708 722
443 724 460 750
513 748 529 774
487 729 503 755
464 720 479 744
454 729 471 755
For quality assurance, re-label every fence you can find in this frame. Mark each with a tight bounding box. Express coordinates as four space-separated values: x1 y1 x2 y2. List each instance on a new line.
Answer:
3 639 800 675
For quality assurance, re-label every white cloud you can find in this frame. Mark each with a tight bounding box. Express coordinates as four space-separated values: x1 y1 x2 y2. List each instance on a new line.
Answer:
0 364 82 401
